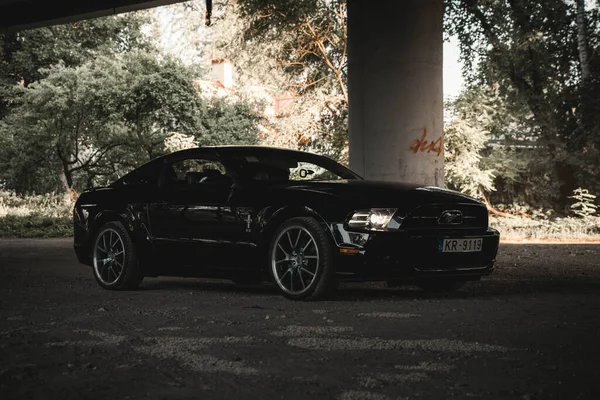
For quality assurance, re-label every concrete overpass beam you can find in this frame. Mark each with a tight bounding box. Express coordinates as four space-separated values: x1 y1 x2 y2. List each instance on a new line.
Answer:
347 0 444 186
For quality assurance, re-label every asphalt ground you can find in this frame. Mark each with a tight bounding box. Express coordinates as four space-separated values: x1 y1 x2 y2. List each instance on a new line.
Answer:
1 238 600 400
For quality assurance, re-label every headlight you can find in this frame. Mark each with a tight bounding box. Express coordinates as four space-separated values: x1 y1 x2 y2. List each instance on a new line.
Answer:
347 208 397 231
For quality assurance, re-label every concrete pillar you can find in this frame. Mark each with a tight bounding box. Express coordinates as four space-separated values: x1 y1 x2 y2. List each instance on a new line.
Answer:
347 0 444 186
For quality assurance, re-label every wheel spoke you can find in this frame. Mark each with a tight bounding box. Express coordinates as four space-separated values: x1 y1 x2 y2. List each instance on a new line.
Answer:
275 258 288 265
277 243 289 257
101 263 109 280
304 255 318 259
113 250 124 257
301 238 314 253
297 269 305 289
294 230 302 248
111 235 120 250
112 262 123 274
280 269 291 281
301 267 315 277
290 270 294 291
287 231 295 251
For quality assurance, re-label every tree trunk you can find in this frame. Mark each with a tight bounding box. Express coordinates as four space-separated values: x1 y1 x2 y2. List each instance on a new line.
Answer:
56 152 74 193
58 170 71 193
576 0 590 82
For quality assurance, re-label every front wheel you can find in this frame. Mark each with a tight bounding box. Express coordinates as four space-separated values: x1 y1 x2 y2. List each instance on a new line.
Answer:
92 221 143 290
268 217 336 301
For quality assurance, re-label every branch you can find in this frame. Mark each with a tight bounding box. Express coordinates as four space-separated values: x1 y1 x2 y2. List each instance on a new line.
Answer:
304 17 348 103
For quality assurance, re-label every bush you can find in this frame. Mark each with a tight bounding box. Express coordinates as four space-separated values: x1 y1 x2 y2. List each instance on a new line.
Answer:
0 214 72 238
569 188 597 218
0 190 74 237
490 215 600 241
0 190 74 218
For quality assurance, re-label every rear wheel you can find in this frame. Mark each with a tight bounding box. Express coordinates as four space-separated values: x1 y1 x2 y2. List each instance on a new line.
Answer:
269 217 336 301
92 221 143 290
416 279 466 293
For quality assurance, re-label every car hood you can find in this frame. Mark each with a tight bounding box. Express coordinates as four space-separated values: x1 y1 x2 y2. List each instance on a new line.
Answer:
276 179 482 210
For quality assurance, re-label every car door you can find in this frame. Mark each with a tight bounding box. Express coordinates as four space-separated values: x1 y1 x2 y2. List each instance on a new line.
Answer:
147 155 234 269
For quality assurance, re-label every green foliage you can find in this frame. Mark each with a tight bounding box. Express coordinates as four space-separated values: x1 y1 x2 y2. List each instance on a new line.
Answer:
232 0 349 159
0 14 149 117
118 51 204 161
0 47 263 193
446 0 600 205
1 14 148 85
0 215 72 238
482 146 562 209
0 13 267 194
0 190 74 218
569 187 597 217
489 215 600 241
444 88 496 198
197 96 262 146
0 190 73 237
445 85 565 208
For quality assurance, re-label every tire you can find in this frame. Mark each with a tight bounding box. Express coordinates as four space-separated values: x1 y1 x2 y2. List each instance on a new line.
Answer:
92 221 143 290
268 217 336 301
416 279 466 293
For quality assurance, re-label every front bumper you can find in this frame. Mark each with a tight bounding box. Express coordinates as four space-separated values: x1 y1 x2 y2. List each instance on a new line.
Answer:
330 224 500 281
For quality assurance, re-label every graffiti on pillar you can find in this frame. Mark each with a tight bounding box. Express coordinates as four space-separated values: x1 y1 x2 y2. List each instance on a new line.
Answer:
409 128 443 157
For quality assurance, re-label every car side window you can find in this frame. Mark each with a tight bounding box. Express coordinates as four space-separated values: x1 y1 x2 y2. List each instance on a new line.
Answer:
120 162 160 188
162 158 231 189
289 162 343 181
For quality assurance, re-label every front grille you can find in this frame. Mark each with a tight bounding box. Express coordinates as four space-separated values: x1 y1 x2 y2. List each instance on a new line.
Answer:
401 203 488 230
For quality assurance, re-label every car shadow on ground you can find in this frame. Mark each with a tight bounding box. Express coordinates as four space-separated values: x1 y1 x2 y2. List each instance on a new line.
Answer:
138 274 600 301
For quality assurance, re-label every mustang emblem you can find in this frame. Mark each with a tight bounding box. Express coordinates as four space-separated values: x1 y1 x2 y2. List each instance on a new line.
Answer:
438 210 463 225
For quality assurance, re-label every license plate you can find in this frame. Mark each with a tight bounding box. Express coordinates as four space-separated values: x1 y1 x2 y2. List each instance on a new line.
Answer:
438 238 483 253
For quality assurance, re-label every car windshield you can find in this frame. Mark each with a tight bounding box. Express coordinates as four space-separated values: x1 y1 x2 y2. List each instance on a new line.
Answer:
224 150 361 183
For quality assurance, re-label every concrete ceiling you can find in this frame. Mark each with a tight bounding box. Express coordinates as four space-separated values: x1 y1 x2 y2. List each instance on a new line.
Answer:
0 0 187 33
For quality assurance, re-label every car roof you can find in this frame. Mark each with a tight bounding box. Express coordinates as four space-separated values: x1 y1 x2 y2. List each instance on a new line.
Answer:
164 146 328 159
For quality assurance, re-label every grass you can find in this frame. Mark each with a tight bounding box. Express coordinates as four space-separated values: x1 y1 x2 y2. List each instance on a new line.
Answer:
490 215 600 241
0 191 74 238
0 214 72 238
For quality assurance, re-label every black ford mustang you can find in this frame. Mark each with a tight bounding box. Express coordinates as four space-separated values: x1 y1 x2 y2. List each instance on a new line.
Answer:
74 146 499 300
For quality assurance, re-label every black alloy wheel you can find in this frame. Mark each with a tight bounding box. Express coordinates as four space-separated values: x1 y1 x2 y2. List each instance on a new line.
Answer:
269 217 336 301
92 221 143 290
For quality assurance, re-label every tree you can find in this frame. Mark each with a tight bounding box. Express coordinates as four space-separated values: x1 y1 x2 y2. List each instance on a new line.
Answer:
446 0 600 205
210 0 349 159
0 61 129 192
444 88 496 199
117 51 205 161
238 0 347 102
0 14 149 118
576 0 591 82
197 96 263 146
0 48 266 194
448 86 562 209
